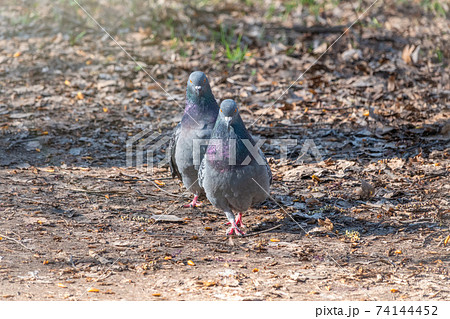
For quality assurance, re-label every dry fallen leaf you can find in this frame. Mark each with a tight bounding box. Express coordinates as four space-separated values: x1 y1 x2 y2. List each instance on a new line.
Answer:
270 238 280 242
57 283 67 288
444 235 450 247
102 290 115 295
388 74 396 92
76 92 84 100
152 293 161 297
203 281 216 287
395 250 402 255
390 288 399 293
402 45 415 65
305 197 320 207
317 218 334 231
87 288 99 293
187 260 195 266
154 180 165 186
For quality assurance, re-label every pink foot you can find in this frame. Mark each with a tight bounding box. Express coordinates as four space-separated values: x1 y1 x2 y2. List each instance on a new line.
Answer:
235 213 244 228
227 213 244 228
227 222 245 236
183 195 202 208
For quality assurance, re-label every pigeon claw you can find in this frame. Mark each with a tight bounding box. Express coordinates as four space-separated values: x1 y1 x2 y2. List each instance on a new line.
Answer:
227 222 245 236
183 195 201 208
183 201 202 208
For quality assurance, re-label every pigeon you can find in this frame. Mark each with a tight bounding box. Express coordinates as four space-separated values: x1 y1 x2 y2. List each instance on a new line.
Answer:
199 99 272 235
169 71 219 207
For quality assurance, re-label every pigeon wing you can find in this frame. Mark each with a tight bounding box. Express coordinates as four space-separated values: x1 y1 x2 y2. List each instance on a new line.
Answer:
259 148 273 185
169 123 182 179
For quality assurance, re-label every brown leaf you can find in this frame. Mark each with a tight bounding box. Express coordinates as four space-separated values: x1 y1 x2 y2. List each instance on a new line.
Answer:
444 235 450 247
317 218 334 231
402 45 415 65
388 75 396 92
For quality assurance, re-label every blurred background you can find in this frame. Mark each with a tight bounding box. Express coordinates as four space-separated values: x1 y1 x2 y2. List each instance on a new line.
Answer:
0 0 449 167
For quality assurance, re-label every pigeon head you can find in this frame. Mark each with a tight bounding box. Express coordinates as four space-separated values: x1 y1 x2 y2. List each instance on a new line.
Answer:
182 71 218 128
187 71 211 97
219 99 239 129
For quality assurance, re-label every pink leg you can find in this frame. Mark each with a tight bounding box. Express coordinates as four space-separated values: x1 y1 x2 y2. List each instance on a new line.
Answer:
225 211 245 236
235 213 244 228
227 213 244 227
227 222 245 236
183 194 202 208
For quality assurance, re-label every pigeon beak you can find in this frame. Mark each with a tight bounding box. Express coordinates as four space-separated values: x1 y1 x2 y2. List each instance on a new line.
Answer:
224 116 232 129
194 85 202 95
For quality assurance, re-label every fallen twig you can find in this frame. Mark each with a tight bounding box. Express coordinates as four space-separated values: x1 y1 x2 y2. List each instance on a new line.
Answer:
0 232 34 251
244 224 283 237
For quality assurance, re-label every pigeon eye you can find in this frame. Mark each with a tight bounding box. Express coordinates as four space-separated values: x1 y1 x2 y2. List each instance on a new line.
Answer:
234 109 237 113
190 80 193 83
203 78 206 84
220 109 222 112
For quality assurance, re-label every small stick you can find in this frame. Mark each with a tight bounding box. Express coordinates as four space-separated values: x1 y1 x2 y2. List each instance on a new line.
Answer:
151 181 185 198
0 233 34 251
244 224 282 237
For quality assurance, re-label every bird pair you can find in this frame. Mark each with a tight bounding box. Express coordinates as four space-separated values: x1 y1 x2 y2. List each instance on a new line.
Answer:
169 71 272 236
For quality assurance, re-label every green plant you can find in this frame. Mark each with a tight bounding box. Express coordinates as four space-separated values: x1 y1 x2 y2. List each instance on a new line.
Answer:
370 17 382 28
225 34 248 66
284 1 299 19
178 47 188 58
213 25 248 66
165 17 176 39
286 46 296 56
69 30 86 46
11 12 39 26
345 230 361 242
421 0 448 17
265 3 276 19
302 0 321 16
435 48 443 63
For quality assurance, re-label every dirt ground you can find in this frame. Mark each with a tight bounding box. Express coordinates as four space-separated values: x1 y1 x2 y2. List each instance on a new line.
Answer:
0 0 449 300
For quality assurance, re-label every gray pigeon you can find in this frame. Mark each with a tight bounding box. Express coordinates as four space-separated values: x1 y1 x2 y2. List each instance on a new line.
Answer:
169 71 219 207
199 99 272 235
